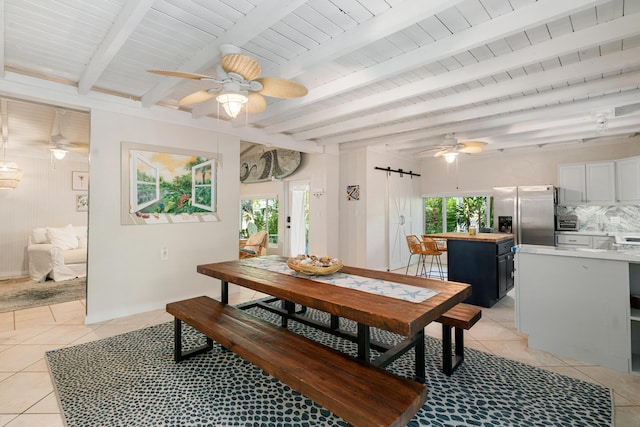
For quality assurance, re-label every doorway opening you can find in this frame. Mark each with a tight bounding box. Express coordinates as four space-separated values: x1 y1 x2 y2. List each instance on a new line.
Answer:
288 180 309 257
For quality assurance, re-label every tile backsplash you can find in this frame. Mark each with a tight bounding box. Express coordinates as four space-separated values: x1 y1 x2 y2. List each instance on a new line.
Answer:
557 205 640 233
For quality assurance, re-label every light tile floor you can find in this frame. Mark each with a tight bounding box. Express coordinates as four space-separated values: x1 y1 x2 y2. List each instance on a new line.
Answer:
0 278 639 426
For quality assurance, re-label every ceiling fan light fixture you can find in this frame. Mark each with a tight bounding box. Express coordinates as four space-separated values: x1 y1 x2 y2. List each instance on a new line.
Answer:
51 148 68 160
444 152 458 163
216 92 248 118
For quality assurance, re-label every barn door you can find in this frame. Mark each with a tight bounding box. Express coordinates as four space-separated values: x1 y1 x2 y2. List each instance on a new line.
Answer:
387 173 413 271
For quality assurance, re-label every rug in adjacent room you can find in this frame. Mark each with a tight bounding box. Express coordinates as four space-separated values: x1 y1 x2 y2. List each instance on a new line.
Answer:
0 277 86 313
46 306 613 427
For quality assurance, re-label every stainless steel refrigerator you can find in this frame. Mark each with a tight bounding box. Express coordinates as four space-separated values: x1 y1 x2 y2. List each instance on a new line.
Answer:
493 185 556 246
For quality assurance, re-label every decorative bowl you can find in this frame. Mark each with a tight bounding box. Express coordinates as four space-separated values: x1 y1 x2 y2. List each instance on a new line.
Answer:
286 258 343 276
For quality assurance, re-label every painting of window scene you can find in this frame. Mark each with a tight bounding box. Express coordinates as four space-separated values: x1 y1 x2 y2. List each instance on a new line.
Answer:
122 142 219 225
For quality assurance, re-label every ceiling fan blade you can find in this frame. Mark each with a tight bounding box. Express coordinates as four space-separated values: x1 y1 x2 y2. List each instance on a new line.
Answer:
243 93 267 114
147 70 216 80
256 77 308 98
178 90 217 107
434 149 451 157
220 54 261 81
459 140 487 154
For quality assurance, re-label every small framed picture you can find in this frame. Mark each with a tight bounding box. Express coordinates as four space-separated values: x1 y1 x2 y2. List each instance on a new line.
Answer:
72 171 89 190
76 194 88 212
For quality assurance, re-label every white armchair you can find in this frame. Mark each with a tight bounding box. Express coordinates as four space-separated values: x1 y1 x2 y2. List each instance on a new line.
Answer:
27 224 87 282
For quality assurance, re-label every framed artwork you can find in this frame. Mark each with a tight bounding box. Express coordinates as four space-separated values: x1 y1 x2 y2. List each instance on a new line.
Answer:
76 194 88 211
347 184 360 201
120 141 221 225
72 171 89 190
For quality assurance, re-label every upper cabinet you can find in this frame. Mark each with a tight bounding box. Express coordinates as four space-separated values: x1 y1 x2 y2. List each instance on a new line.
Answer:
586 162 615 204
558 164 586 204
615 157 640 203
559 157 640 205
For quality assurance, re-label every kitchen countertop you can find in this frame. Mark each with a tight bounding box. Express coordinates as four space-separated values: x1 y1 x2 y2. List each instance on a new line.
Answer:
515 244 640 262
426 232 514 243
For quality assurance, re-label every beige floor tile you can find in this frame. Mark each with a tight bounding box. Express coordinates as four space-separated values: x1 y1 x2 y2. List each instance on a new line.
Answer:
0 344 59 372
0 415 18 426
466 319 522 341
575 365 640 406
0 326 54 346
21 325 95 346
22 358 50 373
0 372 53 413
25 392 61 414
615 405 640 427
480 339 567 367
67 323 147 346
540 366 601 384
14 307 55 329
3 413 65 427
0 312 14 332
50 300 86 325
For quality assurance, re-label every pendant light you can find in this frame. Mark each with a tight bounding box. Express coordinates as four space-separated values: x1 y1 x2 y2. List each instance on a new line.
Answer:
0 137 23 189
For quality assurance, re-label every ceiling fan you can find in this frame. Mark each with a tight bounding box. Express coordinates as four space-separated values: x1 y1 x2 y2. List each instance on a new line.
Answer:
48 109 87 159
424 134 487 163
148 44 308 118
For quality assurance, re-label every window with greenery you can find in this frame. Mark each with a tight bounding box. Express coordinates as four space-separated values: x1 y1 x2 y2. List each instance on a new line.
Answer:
240 198 279 246
424 196 493 233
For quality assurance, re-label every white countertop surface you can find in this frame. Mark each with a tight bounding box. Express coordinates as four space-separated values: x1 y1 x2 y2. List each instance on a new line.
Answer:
515 244 640 262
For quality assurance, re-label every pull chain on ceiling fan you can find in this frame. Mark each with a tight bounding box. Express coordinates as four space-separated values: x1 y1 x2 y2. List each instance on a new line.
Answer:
148 44 308 119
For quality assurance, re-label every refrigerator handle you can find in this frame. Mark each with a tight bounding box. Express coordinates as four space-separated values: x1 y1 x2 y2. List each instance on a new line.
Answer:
516 196 521 246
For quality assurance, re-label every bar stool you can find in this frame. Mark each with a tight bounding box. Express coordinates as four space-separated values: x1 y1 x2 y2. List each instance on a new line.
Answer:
421 237 445 279
405 235 425 276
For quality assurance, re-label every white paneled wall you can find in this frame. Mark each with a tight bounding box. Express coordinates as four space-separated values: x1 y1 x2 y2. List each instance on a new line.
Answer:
0 154 88 278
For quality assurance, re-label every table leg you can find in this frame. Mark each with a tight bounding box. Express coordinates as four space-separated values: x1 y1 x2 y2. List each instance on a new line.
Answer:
221 280 229 304
357 322 371 362
282 300 295 327
414 329 425 383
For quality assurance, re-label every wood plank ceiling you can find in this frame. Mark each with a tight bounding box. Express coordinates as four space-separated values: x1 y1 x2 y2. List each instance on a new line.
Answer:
1 0 639 159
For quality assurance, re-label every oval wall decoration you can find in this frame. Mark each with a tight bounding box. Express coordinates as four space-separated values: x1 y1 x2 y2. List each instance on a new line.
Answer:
240 148 301 183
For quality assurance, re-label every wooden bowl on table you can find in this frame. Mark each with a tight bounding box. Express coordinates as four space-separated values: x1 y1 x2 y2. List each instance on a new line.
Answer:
287 256 343 276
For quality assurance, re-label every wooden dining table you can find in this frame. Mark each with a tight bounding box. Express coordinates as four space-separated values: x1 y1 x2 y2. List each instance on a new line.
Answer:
197 255 471 383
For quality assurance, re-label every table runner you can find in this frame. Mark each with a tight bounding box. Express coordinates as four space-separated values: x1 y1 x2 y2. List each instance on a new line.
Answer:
242 258 439 303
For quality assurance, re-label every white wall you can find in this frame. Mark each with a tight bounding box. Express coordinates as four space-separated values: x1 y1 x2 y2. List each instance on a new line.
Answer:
86 109 240 323
0 154 88 278
420 138 640 194
339 147 422 270
238 148 339 258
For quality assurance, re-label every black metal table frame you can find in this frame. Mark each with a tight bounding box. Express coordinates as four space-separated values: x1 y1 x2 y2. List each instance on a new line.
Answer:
221 280 426 383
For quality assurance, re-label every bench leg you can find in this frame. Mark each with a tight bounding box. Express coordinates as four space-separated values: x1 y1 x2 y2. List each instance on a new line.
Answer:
442 324 465 376
173 318 214 362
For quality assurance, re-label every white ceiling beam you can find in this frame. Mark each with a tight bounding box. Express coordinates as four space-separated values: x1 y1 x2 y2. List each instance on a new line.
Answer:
293 44 640 141
77 0 155 95
270 12 640 135
194 0 465 120
320 70 640 146
0 0 4 79
1 98 8 143
254 0 605 123
336 88 640 152
141 0 309 107
279 0 465 80
485 115 640 143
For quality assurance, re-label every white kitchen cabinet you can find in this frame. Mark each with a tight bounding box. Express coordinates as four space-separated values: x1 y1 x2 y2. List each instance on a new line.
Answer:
616 156 640 203
558 164 586 204
586 161 615 203
592 236 615 250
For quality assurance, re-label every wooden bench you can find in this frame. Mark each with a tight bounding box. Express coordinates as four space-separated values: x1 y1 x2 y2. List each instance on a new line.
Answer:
166 296 427 427
435 303 482 376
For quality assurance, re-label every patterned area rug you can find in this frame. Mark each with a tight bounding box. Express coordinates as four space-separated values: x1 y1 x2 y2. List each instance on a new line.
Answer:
46 305 613 427
0 277 85 313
